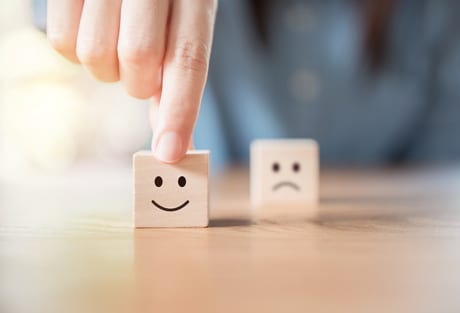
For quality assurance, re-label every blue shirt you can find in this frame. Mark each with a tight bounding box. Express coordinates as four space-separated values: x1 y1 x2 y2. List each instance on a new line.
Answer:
194 0 460 168
33 0 460 168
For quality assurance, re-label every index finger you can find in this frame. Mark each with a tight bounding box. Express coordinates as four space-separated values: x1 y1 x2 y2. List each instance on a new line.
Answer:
151 0 217 163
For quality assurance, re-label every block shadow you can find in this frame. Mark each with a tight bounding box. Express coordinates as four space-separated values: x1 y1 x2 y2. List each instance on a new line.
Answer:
208 217 253 228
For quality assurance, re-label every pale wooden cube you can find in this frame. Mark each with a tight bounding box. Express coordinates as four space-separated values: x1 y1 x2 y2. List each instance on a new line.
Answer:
133 150 209 228
250 139 319 211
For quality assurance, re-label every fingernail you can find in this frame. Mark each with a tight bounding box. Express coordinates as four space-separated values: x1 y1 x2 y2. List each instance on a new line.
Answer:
154 131 183 163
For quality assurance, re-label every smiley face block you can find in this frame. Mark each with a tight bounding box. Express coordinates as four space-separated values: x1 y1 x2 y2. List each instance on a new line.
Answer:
250 139 319 210
133 150 209 228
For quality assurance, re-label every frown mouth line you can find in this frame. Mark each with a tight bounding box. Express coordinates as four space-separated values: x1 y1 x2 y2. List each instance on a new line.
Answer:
272 181 300 191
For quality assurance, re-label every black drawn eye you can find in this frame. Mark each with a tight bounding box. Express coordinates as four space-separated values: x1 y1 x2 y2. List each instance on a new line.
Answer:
272 162 280 172
154 176 163 187
178 176 187 187
292 162 300 173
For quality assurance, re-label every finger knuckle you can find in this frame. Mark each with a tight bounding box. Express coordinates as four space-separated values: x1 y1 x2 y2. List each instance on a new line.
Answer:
76 42 113 66
118 43 158 67
48 34 74 56
171 38 209 74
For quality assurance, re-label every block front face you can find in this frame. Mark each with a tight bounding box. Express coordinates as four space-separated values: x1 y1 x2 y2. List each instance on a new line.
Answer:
251 139 319 208
133 151 209 228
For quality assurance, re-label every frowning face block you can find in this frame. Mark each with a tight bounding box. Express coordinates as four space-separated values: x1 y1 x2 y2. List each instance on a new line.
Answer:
133 150 209 228
250 139 319 208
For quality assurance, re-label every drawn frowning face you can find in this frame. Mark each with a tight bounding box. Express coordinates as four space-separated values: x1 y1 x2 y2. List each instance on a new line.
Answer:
271 161 302 192
251 140 318 207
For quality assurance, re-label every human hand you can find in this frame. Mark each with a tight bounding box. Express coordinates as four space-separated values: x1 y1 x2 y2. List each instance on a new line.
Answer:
47 0 217 162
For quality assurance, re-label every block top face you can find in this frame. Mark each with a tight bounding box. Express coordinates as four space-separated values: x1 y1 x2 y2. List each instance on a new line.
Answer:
133 150 209 228
251 139 318 151
134 150 209 157
251 139 318 205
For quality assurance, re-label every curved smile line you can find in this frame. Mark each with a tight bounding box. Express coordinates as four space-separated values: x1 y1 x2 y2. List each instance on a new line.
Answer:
272 181 300 191
151 200 190 212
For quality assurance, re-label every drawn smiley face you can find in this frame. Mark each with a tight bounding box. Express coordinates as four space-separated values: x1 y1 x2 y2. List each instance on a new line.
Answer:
271 161 301 191
133 150 209 228
151 175 190 211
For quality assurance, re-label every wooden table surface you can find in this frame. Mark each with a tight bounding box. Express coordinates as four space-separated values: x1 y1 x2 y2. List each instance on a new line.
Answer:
1 166 460 313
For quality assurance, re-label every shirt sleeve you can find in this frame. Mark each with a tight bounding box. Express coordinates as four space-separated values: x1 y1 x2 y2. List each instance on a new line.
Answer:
407 0 460 161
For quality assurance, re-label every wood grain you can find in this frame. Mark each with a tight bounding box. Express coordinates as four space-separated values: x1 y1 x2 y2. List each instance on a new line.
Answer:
1 166 460 313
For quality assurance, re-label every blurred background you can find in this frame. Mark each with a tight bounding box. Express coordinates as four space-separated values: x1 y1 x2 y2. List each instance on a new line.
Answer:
1 0 460 181
0 1 149 232
2 0 460 175
0 1 151 179
198 0 460 167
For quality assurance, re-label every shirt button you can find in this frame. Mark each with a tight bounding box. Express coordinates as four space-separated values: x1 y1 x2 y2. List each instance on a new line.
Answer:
288 69 321 103
284 3 316 33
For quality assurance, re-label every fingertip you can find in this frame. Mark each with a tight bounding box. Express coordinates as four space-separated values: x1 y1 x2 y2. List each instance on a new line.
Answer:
188 138 195 149
152 131 186 163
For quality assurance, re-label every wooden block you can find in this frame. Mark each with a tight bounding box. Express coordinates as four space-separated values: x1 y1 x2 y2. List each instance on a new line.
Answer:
250 139 319 213
133 150 209 228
